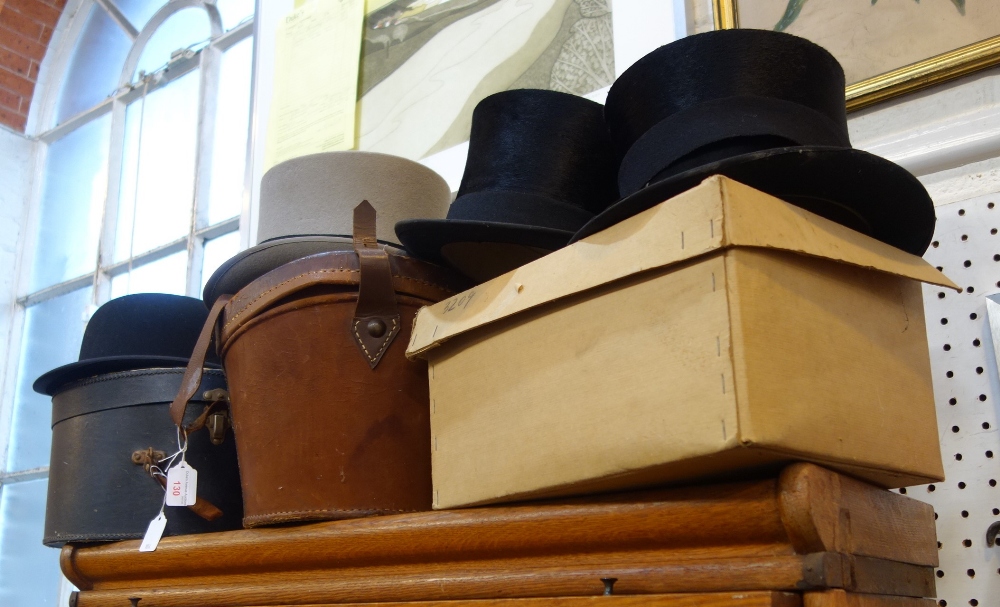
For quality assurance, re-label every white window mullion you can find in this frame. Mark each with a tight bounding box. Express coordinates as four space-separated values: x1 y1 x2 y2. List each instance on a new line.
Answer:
95 97 130 307
187 5 226 296
0 125 50 473
27 0 95 136
187 41 222 297
104 237 190 278
15 274 96 308
228 20 257 252
94 0 140 40
0 303 28 475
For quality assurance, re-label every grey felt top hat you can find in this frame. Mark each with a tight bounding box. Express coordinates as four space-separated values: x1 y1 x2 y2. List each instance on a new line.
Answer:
202 151 452 305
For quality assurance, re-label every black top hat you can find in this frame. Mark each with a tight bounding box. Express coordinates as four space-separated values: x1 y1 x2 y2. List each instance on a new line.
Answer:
33 294 219 396
571 29 936 255
395 89 618 281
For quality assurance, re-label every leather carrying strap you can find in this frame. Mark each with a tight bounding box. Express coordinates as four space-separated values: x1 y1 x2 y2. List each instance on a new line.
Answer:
170 295 232 428
219 253 460 346
351 201 401 369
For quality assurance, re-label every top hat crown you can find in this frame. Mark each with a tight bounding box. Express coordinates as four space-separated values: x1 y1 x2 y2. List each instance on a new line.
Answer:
257 151 452 244
202 151 452 305
606 29 849 196
573 29 935 255
396 89 618 281
456 88 618 217
34 293 216 395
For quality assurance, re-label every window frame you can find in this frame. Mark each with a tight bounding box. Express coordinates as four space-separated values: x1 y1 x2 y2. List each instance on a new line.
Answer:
0 2 679 601
0 0 254 509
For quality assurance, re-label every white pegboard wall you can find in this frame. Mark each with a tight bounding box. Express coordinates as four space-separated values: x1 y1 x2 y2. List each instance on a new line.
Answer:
916 193 1000 607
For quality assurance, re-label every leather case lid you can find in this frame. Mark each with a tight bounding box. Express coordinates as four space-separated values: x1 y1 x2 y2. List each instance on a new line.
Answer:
220 249 467 345
52 368 226 427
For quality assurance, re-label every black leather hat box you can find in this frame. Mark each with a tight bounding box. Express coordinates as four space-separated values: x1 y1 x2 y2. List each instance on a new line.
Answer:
35 295 243 546
406 177 955 509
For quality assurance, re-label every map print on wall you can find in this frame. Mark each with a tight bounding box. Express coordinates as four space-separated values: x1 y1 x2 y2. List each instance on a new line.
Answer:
357 0 614 160
737 0 1000 85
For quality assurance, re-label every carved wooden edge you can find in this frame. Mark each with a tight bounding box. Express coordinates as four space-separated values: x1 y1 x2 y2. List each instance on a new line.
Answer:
70 553 932 607
777 464 938 567
227 594 802 607
778 464 842 556
62 463 937 591
799 554 933 598
803 590 936 607
838 555 935 598
60 544 92 591
63 478 788 586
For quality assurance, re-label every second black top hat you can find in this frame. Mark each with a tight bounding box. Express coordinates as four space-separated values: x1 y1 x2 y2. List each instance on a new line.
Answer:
396 89 618 281
572 29 935 255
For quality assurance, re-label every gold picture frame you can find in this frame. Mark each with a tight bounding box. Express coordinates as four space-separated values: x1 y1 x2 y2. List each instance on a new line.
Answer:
711 0 1000 111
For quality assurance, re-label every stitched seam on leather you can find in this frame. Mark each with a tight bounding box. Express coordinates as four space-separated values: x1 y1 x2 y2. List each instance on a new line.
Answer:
46 532 143 540
225 270 455 331
224 268 359 330
352 317 398 363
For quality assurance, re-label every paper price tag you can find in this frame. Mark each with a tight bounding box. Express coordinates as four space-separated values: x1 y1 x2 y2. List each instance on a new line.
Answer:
165 462 198 506
139 513 167 552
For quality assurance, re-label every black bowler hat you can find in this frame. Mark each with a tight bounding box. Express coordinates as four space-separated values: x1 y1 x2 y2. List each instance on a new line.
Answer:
571 29 936 255
33 294 219 396
396 89 618 282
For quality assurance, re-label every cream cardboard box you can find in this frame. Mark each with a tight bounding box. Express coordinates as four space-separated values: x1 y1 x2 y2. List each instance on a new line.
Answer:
407 176 957 509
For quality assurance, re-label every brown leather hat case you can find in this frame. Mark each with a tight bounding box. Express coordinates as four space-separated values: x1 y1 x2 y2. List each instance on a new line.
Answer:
172 202 465 527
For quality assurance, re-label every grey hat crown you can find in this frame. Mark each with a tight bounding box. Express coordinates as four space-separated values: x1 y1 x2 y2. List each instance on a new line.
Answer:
257 151 452 246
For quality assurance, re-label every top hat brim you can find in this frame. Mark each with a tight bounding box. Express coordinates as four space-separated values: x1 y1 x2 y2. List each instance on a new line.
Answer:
33 356 221 396
202 235 406 306
571 146 936 256
395 219 572 278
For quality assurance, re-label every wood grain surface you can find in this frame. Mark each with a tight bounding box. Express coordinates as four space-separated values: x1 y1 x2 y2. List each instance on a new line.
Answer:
68 553 932 607
779 464 937 566
63 464 936 591
238 593 802 607
64 465 937 607
803 590 937 607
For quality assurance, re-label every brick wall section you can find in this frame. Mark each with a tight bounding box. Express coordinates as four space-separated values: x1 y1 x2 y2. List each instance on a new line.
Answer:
0 0 67 132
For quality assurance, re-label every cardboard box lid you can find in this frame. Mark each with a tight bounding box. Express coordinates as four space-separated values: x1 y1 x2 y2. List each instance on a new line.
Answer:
407 176 959 358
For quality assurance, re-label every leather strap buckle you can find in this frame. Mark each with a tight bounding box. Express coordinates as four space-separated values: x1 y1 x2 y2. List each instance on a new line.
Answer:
169 295 232 428
351 201 400 369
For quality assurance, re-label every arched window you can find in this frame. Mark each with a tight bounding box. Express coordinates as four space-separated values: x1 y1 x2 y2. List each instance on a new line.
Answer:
0 2 254 604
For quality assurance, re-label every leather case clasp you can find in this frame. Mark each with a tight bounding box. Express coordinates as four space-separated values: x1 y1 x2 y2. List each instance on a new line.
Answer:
169 295 232 428
351 201 401 369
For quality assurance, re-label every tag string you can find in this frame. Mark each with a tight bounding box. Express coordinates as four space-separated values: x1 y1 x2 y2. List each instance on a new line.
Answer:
176 426 189 464
157 427 189 473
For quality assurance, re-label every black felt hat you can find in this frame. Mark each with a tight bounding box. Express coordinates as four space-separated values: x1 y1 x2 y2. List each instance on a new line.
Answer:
33 294 219 396
395 89 619 281
571 29 936 255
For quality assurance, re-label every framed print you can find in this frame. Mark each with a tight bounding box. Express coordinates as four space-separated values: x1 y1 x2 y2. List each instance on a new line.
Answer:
712 0 1000 110
250 0 683 236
